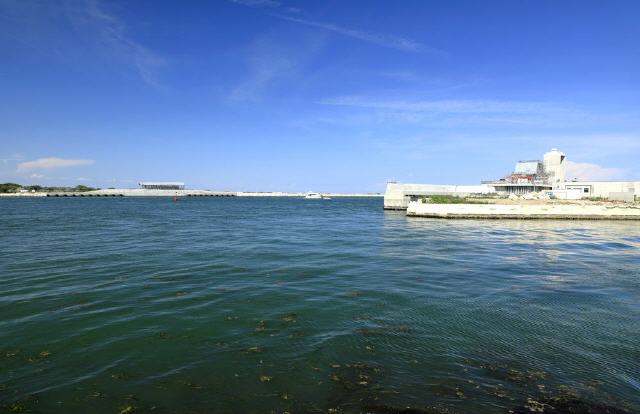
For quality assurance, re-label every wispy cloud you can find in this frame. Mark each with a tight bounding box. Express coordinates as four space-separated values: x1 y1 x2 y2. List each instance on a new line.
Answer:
229 0 431 53
71 0 165 86
231 0 281 8
273 15 430 53
565 161 627 181
319 96 571 115
0 155 24 164
1 0 165 86
229 52 297 102
309 95 634 129
229 31 324 102
17 158 95 171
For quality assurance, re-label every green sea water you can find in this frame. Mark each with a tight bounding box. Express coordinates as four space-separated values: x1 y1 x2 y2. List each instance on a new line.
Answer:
1 197 639 413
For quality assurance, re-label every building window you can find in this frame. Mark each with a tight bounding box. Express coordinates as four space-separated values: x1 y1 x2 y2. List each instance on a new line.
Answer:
583 188 589 193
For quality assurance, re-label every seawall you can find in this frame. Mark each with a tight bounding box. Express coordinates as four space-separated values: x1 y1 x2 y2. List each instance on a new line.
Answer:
406 201 640 220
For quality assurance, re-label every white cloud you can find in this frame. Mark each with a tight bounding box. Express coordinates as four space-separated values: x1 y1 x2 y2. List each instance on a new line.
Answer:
565 161 627 181
17 158 95 171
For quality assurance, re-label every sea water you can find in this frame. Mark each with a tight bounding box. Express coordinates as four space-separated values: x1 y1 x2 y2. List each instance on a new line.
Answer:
1 197 639 413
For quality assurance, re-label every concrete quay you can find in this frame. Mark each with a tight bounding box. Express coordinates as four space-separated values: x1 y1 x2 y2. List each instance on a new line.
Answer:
406 201 640 220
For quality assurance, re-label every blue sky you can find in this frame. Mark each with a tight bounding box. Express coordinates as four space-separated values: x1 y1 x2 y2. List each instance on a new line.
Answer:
1 0 639 192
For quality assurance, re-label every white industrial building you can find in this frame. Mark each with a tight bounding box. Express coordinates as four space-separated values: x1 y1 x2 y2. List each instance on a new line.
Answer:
139 182 185 190
384 149 639 209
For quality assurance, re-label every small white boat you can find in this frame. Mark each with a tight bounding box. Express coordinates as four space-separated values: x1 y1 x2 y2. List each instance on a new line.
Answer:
304 192 322 199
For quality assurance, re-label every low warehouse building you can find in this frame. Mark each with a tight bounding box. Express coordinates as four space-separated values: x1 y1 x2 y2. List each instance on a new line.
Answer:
564 181 640 199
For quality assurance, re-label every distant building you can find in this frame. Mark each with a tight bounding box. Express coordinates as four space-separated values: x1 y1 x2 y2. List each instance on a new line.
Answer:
485 148 639 199
139 182 185 190
384 148 639 209
485 149 566 195
564 181 640 199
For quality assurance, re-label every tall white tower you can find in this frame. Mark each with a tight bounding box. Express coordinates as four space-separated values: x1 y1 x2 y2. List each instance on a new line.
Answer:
543 148 566 189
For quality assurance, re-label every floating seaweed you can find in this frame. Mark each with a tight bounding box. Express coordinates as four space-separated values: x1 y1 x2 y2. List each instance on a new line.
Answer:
4 402 25 413
510 396 632 414
242 346 264 354
111 371 130 380
3 350 19 358
508 369 547 384
255 320 267 332
361 405 446 414
118 405 135 414
153 332 170 340
280 313 298 323
259 375 272 383
178 379 205 390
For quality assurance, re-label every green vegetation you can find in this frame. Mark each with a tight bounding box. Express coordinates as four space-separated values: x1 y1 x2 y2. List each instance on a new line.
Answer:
421 195 488 204
0 183 21 193
0 183 98 193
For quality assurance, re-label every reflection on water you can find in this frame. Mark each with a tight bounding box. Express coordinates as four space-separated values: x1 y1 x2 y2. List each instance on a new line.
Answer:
1 198 639 413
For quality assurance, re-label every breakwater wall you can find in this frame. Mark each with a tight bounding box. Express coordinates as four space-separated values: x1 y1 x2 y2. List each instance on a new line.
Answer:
46 189 236 197
236 192 382 197
1 190 383 198
406 201 640 219
384 182 495 210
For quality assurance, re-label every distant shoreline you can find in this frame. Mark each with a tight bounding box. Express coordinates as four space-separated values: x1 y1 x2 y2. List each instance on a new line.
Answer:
0 190 383 198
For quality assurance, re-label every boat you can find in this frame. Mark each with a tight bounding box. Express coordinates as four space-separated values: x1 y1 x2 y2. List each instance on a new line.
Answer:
304 192 322 199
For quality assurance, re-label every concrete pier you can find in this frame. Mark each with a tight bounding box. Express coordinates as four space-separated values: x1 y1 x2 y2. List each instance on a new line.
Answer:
406 201 640 220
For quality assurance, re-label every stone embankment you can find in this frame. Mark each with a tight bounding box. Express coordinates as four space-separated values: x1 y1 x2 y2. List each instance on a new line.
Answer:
407 200 640 220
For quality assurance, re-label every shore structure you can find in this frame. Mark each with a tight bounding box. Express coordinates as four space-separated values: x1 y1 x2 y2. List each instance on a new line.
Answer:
139 182 185 190
1 181 382 198
44 182 235 197
407 200 640 220
385 148 640 210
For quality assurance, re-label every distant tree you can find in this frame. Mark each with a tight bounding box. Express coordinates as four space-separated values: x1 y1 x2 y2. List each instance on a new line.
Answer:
0 183 22 193
73 185 97 192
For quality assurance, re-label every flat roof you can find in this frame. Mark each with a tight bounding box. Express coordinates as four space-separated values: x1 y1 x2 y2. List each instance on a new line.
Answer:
139 182 185 186
491 183 550 187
